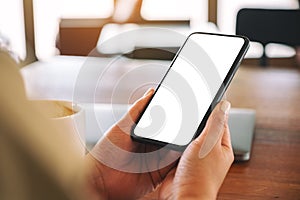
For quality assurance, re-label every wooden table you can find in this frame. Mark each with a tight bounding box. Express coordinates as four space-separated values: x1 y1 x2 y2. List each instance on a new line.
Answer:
219 65 300 199
21 56 300 199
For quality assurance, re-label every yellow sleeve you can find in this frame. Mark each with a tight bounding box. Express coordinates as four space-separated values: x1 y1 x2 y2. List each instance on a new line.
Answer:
0 51 86 200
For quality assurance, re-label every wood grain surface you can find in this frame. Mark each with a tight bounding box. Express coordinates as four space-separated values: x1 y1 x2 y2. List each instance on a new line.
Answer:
219 65 300 199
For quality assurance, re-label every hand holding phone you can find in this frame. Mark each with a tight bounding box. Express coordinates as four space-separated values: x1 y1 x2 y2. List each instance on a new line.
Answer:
131 32 249 151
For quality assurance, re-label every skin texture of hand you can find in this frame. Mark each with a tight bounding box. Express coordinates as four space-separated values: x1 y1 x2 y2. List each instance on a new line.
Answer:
85 89 234 200
85 88 180 200
145 100 234 200
173 100 234 199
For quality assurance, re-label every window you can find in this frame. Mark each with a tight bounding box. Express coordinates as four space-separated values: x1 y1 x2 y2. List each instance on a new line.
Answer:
141 0 208 27
0 0 26 60
0 0 114 60
34 0 114 59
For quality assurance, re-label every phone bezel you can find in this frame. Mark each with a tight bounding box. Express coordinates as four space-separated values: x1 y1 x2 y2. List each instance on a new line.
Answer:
131 32 250 151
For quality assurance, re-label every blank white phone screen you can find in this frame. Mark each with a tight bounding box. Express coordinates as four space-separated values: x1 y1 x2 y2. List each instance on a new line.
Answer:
134 34 245 146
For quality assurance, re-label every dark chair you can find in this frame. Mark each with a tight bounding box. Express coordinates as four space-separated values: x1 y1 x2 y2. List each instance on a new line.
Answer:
236 8 300 66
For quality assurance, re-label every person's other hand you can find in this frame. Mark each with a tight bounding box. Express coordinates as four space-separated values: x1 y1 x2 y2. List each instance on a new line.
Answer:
146 100 234 199
85 88 180 200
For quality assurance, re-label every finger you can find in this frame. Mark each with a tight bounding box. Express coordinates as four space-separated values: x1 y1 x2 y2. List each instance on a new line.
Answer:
197 100 231 159
195 100 230 143
143 88 154 97
221 123 234 163
116 88 154 133
128 88 154 122
221 122 232 149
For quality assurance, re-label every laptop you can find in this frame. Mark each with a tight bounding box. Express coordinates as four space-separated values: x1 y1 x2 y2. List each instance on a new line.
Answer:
229 108 256 161
84 104 256 161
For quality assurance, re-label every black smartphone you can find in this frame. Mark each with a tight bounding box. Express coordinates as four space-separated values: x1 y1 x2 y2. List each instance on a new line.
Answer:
131 32 249 151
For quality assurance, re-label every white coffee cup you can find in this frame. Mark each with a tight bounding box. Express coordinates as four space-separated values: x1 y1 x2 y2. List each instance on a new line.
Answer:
32 100 86 156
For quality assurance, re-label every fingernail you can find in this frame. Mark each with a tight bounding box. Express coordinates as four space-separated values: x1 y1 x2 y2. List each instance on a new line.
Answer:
143 88 153 97
220 100 231 115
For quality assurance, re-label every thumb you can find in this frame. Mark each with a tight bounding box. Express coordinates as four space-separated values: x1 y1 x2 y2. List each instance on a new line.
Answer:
117 88 154 131
129 88 154 122
196 100 231 159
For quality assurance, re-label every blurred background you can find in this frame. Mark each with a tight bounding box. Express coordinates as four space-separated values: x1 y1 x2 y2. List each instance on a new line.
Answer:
0 0 299 65
1 1 300 198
